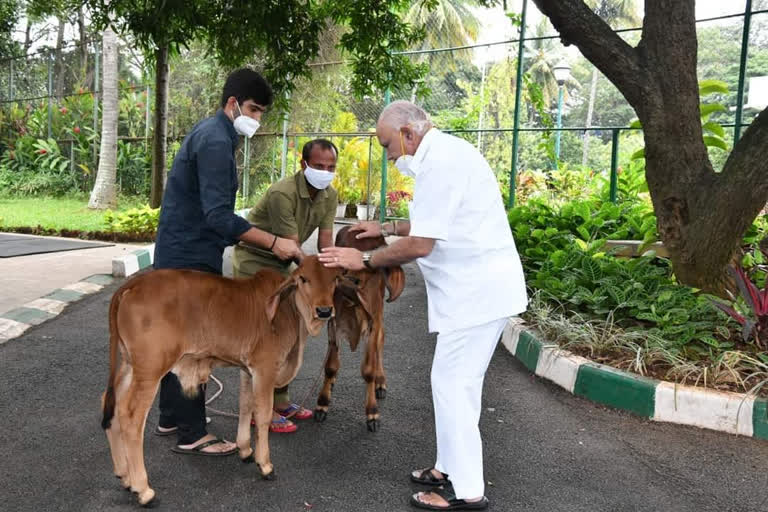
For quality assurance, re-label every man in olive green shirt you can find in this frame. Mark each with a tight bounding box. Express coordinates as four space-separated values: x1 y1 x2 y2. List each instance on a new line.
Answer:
233 138 338 432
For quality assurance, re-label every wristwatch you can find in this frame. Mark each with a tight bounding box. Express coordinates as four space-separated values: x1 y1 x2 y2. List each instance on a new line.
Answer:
362 251 374 270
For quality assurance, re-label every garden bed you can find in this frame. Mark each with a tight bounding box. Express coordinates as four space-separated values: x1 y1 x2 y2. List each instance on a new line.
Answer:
0 196 156 243
510 165 768 398
524 294 768 397
0 224 154 243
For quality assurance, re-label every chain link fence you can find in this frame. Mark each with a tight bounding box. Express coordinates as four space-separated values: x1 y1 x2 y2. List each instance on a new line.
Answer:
1 2 767 215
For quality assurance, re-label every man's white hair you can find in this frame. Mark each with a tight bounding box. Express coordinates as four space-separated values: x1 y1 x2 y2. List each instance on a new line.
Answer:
378 100 432 135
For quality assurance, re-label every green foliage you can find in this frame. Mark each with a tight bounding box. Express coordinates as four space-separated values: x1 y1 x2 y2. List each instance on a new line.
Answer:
90 0 438 102
533 246 728 355
117 141 151 196
0 137 80 196
508 196 657 270
509 194 747 358
0 0 19 59
104 204 159 235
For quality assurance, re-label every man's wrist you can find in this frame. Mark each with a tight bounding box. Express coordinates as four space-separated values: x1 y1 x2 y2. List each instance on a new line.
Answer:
381 221 397 237
362 251 375 269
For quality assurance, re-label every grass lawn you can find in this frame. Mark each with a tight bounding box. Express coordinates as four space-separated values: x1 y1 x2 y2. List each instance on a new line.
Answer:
0 195 147 232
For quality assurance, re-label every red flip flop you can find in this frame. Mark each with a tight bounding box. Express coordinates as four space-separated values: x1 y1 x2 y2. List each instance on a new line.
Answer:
268 415 297 433
275 403 313 420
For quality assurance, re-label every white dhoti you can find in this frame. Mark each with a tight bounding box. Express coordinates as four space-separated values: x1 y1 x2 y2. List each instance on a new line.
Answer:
431 316 509 499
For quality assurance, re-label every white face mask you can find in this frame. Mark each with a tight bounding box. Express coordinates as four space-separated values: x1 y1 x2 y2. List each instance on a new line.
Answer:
233 102 260 138
304 166 335 190
394 131 416 178
395 155 416 178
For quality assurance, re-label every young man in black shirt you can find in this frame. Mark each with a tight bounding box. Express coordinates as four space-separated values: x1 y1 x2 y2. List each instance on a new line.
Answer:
153 68 301 456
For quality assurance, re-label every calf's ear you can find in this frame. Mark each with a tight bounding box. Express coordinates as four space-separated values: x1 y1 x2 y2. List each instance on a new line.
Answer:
385 266 405 302
266 277 297 323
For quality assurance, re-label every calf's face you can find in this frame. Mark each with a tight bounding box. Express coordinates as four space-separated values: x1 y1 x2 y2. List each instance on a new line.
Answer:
268 255 342 336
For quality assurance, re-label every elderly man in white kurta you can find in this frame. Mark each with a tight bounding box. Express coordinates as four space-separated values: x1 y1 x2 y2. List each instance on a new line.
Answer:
318 100 527 511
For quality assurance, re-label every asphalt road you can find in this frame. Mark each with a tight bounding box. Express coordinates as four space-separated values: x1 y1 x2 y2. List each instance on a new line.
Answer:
2 261 768 511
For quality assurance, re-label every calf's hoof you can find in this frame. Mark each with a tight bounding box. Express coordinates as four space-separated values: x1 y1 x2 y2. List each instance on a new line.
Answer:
137 488 156 507
257 463 276 481
375 387 387 399
366 418 380 432
313 409 327 422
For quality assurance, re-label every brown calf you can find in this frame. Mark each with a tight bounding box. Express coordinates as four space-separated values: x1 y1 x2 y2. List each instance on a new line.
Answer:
100 256 342 506
314 226 405 431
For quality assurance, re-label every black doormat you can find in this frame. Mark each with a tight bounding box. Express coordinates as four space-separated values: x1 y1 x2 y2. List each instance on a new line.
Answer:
0 233 113 258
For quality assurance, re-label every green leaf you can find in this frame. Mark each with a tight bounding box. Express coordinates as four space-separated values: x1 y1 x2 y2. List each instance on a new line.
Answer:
700 103 727 118
628 119 642 129
703 135 728 151
698 79 729 96
575 202 591 222
581 257 602 282
576 226 590 241
702 121 725 138
631 148 645 160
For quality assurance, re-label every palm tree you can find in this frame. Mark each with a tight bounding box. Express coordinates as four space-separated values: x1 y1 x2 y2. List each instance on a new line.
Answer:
405 0 481 71
89 25 118 209
581 0 640 166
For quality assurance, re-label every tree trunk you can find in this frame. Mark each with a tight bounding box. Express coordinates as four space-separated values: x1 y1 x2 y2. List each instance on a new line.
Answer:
23 19 32 56
78 8 88 84
88 27 119 209
54 18 66 99
533 0 768 295
149 44 170 208
581 67 599 167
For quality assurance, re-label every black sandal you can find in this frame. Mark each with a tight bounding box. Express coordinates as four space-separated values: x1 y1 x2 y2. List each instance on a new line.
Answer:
170 438 236 457
410 468 450 486
410 487 489 511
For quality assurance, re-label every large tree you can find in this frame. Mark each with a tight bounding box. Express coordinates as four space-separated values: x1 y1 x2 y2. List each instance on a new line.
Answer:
532 0 768 294
89 0 440 208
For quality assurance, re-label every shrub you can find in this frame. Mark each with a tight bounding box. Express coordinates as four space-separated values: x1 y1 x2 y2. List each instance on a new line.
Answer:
104 205 159 236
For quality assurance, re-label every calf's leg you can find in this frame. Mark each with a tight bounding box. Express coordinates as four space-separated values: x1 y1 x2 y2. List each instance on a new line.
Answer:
315 320 340 422
252 374 276 479
104 362 131 486
119 376 160 506
237 369 255 462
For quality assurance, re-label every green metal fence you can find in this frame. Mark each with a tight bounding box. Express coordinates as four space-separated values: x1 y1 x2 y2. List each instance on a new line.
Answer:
1 2 766 216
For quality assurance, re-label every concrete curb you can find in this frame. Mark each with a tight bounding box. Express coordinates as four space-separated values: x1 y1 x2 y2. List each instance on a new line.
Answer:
0 274 116 345
112 244 155 277
502 319 768 440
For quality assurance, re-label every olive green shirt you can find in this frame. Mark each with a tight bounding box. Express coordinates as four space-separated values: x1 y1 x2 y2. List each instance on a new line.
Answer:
232 170 337 277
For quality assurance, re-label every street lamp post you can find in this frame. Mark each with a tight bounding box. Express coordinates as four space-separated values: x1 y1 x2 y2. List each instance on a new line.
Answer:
552 62 571 168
